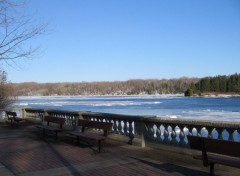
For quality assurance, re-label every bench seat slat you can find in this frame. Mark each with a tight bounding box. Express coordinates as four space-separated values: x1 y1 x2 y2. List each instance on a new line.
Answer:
5 111 26 128
205 138 240 158
67 131 107 141
36 116 66 139
79 121 112 130
207 153 240 168
187 135 240 176
193 155 203 160
36 125 64 132
66 119 113 152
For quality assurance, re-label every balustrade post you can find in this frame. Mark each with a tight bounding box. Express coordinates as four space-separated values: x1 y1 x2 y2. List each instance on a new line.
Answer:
147 123 154 136
178 125 186 146
163 125 169 144
112 120 117 133
128 121 135 145
44 110 49 117
21 108 26 119
123 121 128 135
205 127 214 138
171 126 177 145
156 126 161 138
227 129 234 141
196 127 202 137
188 126 193 136
216 128 224 140
135 121 147 148
118 120 123 134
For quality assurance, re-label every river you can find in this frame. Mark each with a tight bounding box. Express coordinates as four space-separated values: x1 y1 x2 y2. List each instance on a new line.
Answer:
12 95 240 122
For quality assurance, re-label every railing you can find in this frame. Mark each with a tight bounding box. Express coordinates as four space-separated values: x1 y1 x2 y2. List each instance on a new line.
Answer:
2 108 240 147
22 108 80 128
80 111 240 147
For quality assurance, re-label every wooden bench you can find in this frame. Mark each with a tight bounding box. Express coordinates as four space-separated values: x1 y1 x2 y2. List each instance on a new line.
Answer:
36 116 66 139
187 135 240 176
5 111 26 128
66 119 113 153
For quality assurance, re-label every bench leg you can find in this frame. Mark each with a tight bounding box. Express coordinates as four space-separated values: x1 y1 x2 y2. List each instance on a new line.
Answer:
98 140 102 153
16 121 19 128
10 119 13 127
210 163 214 176
43 129 45 137
55 131 58 140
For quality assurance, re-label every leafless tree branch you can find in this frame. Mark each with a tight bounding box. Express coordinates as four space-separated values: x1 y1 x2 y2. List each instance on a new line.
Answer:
0 0 47 64
0 0 47 108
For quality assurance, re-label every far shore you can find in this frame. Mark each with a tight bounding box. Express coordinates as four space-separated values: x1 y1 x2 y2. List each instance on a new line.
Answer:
199 92 240 98
16 93 240 98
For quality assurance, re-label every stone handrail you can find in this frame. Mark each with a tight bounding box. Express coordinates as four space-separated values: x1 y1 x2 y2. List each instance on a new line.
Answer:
80 111 240 147
22 108 79 128
3 108 240 147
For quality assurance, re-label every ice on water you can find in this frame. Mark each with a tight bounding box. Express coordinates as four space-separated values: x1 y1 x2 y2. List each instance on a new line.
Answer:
12 95 240 122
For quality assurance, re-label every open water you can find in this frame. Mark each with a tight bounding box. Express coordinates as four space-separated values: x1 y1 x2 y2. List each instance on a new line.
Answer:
12 95 240 122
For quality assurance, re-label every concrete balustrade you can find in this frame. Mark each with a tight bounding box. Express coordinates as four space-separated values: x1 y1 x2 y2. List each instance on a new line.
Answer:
2 108 240 148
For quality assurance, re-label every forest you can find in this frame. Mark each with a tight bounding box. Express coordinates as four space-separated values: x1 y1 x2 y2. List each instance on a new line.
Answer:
11 77 199 96
185 73 240 96
10 74 240 97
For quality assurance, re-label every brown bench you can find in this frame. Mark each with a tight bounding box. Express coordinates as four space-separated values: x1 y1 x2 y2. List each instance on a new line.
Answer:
5 111 26 128
36 116 66 139
187 135 240 176
66 119 113 153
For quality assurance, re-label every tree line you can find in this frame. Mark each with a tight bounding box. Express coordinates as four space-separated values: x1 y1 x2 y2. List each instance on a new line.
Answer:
185 73 240 96
11 78 199 96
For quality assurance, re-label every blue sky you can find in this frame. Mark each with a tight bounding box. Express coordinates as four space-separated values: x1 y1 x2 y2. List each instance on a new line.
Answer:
5 0 240 83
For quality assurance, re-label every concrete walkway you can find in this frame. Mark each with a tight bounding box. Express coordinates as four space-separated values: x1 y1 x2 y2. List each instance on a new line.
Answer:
0 125 239 176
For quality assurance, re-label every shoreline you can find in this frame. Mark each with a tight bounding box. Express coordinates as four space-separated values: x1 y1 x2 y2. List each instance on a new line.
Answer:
199 92 240 98
17 94 185 98
18 93 240 98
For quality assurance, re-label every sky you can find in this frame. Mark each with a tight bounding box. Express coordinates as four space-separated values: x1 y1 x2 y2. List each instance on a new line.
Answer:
4 0 240 83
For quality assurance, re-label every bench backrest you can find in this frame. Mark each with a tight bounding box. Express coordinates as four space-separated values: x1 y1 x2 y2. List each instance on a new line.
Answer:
78 119 113 136
188 135 240 167
187 135 209 166
204 138 240 158
5 111 17 120
44 116 66 128
187 135 205 151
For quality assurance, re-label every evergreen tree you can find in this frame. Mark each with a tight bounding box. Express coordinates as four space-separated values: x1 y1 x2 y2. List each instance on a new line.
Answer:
190 73 240 94
184 88 194 96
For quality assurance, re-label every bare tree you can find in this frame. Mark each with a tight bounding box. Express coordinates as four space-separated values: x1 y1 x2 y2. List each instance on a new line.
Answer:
0 0 47 65
0 70 16 108
0 0 47 108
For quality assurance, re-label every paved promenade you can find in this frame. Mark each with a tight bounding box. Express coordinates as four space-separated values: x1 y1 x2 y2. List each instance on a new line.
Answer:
0 124 239 176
